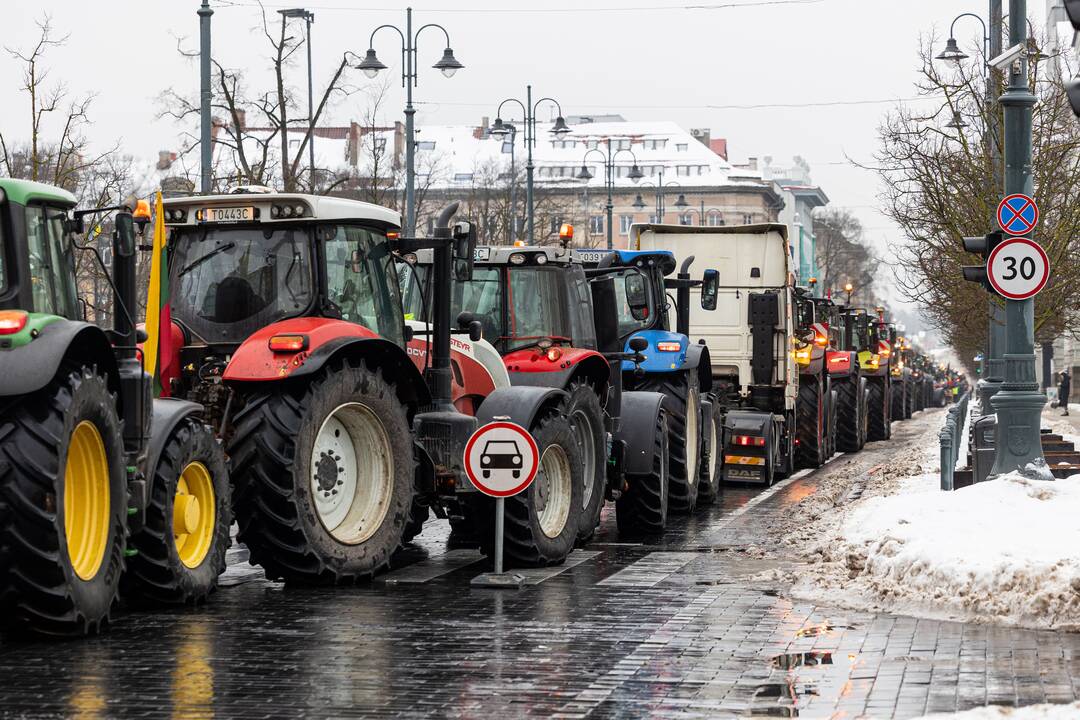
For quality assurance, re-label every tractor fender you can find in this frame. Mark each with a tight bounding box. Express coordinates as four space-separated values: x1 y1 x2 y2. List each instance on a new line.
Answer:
505 348 610 395
133 397 205 533
621 330 688 374
618 390 667 476
684 342 714 392
723 409 773 438
223 317 431 409
475 385 568 431
0 319 119 398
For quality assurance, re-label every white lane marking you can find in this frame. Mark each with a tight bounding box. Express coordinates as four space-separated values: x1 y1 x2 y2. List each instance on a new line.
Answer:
722 453 847 524
517 550 601 585
382 548 483 584
597 551 698 587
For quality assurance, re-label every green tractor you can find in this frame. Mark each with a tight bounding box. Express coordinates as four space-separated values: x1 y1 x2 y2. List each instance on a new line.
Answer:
0 179 231 637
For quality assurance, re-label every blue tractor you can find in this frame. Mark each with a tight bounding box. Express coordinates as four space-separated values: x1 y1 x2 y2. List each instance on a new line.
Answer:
576 249 720 516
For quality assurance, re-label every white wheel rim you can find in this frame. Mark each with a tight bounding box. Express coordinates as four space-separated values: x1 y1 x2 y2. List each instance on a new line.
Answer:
685 390 699 486
311 402 394 545
535 443 572 539
707 418 718 485
572 408 598 511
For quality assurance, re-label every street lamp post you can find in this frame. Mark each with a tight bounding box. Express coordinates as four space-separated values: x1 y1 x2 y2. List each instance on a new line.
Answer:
936 3 1006 416
356 7 463 236
279 8 316 192
490 87 571 243
635 167 682 222
989 0 1047 479
577 138 644 250
198 0 213 194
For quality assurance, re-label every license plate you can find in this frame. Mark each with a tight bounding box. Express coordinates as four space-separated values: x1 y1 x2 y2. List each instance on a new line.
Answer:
474 247 490 261
202 206 254 223
575 250 610 264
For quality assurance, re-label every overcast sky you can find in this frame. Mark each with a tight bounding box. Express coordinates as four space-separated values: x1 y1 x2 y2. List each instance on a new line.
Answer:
0 0 1044 327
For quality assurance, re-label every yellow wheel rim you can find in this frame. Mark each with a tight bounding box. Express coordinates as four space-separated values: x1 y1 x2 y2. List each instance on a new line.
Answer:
174 462 215 569
64 421 112 582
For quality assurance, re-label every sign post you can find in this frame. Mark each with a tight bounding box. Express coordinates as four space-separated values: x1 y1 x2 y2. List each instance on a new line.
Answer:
464 420 540 588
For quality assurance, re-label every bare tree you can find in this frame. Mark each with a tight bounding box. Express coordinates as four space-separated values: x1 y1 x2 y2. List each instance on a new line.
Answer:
814 208 881 305
876 32 1080 365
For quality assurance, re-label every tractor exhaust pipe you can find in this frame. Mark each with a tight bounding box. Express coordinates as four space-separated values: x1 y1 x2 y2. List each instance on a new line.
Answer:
428 202 460 411
676 255 695 337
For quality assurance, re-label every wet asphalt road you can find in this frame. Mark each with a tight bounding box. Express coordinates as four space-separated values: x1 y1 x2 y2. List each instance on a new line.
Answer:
1 410 1079 719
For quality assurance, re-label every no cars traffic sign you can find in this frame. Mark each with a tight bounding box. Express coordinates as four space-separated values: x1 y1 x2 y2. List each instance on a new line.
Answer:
464 421 540 497
987 237 1050 300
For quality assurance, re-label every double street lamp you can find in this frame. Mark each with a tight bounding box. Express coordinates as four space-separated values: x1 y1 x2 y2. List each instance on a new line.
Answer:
490 86 571 244
356 7 464 236
577 139 644 250
632 168 685 222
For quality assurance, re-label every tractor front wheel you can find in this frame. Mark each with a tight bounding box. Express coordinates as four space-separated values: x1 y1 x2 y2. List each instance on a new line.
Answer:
641 373 700 514
229 362 415 584
0 365 126 637
616 410 669 537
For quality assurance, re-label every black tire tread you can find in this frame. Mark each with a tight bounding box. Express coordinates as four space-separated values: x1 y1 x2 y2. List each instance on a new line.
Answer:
835 376 862 453
639 373 699 514
866 377 889 442
796 375 826 468
565 378 606 545
616 411 668 537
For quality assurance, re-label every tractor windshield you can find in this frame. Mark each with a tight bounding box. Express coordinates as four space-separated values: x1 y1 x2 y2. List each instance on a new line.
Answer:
25 205 78 318
505 267 571 352
611 269 653 339
169 225 314 344
321 225 404 345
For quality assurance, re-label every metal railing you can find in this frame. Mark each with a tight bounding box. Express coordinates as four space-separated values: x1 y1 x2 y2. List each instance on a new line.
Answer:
939 391 971 491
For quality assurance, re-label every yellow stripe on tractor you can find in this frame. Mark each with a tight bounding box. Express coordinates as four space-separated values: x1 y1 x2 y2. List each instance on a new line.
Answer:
725 455 766 466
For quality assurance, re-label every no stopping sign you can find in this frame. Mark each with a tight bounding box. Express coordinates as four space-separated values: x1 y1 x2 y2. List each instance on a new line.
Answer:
987 237 1050 300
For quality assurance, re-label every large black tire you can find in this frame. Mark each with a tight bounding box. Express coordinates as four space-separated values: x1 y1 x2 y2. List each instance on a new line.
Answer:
565 379 606 545
835 376 864 453
402 498 429 544
866 378 890 442
904 381 914 419
616 410 669 537
891 381 906 422
640 372 700 514
229 362 416 584
697 403 721 506
796 375 827 468
124 418 231 606
0 366 127 637
475 409 583 567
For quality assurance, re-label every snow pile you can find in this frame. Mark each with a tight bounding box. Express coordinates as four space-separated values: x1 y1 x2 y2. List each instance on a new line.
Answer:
794 472 1080 630
919 702 1080 719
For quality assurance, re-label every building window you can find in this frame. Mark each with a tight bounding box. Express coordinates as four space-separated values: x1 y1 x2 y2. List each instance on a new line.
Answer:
590 216 605 234
416 140 436 151
643 138 667 150
679 213 693 226
373 137 387 153
676 166 691 177
707 213 725 227
501 140 514 154
743 213 754 224
453 173 474 183
616 139 631 151
676 143 688 152
586 140 599 150
549 218 563 234
648 214 660 224
620 215 634 234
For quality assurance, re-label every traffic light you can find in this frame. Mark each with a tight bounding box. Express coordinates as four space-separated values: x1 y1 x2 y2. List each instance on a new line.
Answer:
961 231 1003 289
1065 0 1080 30
1065 1 1080 116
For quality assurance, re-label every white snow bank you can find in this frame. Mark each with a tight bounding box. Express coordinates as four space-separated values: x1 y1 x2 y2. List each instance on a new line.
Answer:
919 702 1080 719
796 472 1080 630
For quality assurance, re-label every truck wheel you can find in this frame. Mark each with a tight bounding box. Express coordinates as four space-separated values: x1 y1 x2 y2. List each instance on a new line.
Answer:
891 382 905 421
229 362 415 583
904 382 914 419
0 366 126 637
835 377 863 453
124 418 231 606
476 409 583 567
696 404 721 506
641 373 700 514
796 375 826 468
866 378 889 442
616 411 669 537
565 379 605 544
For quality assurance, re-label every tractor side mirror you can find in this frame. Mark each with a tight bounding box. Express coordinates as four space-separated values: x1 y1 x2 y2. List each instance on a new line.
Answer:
625 272 649 321
456 311 477 330
452 220 476 281
889 328 898 344
468 320 483 342
701 268 719 311
114 212 136 257
629 336 649 353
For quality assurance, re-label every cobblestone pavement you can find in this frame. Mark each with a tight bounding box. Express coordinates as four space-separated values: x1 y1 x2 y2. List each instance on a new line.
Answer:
1 412 1078 719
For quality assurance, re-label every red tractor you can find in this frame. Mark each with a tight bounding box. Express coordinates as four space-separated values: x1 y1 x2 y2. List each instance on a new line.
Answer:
160 191 584 575
400 243 672 540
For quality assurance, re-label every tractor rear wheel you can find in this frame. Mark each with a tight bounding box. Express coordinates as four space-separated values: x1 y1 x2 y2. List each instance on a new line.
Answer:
891 381 905 421
229 362 415 584
565 379 606 544
696 403 721 506
124 417 231 606
616 410 669 537
835 376 863 453
796 375 827 468
904 381 914 419
476 409 583 567
866 378 890 442
0 365 126 637
641 373 700 514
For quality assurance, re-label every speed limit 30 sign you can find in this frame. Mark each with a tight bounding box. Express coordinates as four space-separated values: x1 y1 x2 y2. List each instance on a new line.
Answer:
987 237 1050 300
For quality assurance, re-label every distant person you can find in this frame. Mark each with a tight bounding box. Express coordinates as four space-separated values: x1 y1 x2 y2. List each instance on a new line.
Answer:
1059 370 1071 416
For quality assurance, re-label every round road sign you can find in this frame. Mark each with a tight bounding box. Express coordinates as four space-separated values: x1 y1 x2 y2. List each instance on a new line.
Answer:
997 194 1039 235
464 421 540 497
987 237 1050 300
